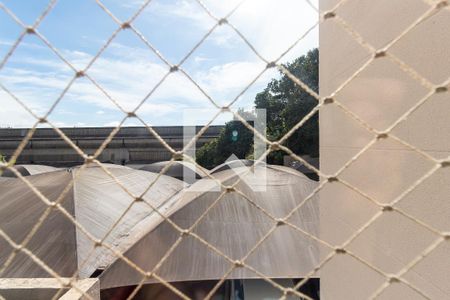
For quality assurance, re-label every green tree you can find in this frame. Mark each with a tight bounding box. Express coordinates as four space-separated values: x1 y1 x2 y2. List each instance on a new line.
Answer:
255 48 318 163
196 49 319 168
196 110 254 169
196 139 218 170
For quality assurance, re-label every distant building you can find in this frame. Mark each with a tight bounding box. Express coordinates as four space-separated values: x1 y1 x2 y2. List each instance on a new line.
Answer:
0 126 222 167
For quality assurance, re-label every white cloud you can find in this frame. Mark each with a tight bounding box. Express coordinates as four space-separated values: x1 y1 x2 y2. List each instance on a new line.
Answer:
0 44 211 125
149 0 215 30
0 41 278 126
0 67 72 118
199 61 267 91
194 60 277 106
193 56 212 63
112 0 147 10
0 0 318 127
0 39 13 46
0 90 37 127
212 0 318 61
125 0 318 57
147 0 318 61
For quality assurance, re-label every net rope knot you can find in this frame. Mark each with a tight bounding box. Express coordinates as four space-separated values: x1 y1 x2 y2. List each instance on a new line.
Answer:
436 1 449 9
284 288 295 295
26 26 35 34
323 11 336 20
335 247 346 254
376 132 389 140
218 18 228 25
266 61 276 69
440 160 450 168
234 260 244 267
276 218 286 226
435 85 448 93
374 50 387 58
173 151 183 160
75 70 85 78
270 142 280 151
382 205 394 212
327 176 338 183
323 97 334 104
0 1 448 299
225 186 235 193
388 275 400 284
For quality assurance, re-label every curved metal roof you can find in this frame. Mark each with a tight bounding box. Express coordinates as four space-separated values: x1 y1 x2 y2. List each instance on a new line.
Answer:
139 161 207 184
0 164 58 178
209 159 255 174
99 165 319 289
0 165 184 279
0 163 319 290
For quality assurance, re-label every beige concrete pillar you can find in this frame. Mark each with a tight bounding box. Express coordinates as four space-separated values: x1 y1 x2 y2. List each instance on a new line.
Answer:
319 1 450 299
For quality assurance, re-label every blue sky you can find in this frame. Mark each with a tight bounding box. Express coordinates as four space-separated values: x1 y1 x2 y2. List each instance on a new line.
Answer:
0 0 318 127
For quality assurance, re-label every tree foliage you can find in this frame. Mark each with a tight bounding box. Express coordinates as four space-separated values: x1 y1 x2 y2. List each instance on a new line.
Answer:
195 139 218 170
196 118 254 169
255 48 319 163
196 48 319 168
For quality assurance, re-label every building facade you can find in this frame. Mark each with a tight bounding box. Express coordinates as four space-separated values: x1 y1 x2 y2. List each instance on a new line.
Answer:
0 126 222 166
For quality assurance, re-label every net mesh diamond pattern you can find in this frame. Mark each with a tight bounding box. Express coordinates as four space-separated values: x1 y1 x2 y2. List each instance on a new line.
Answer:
0 0 449 299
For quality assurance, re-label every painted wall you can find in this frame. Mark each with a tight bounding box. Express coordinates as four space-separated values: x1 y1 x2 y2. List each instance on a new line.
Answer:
319 0 450 299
